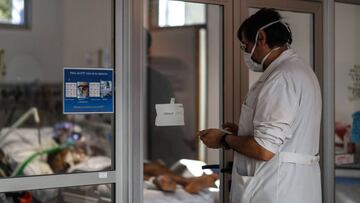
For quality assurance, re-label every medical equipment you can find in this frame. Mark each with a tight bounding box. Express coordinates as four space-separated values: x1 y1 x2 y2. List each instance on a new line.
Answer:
12 141 75 177
0 107 41 146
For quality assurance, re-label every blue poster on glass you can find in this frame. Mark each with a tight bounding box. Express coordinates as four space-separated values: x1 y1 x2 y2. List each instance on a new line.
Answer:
352 111 360 142
63 67 114 114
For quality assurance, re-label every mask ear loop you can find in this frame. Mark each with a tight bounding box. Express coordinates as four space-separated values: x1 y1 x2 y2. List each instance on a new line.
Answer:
279 20 292 49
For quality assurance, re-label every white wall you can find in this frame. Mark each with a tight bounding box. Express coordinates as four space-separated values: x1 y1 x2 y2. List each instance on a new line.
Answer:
0 0 113 83
0 0 64 83
63 0 113 68
335 3 360 124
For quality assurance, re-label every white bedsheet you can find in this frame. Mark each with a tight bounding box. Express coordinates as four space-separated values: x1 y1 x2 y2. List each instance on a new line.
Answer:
0 127 56 176
143 181 215 203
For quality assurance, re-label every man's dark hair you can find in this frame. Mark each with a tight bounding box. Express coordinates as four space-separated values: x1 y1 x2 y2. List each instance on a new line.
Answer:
237 8 292 48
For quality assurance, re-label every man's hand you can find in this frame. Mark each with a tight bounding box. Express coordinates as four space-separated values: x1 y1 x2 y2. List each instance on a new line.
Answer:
198 129 223 149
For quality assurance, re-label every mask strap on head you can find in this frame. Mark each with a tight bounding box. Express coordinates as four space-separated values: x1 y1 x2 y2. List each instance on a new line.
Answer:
250 20 281 56
280 20 292 48
254 19 292 49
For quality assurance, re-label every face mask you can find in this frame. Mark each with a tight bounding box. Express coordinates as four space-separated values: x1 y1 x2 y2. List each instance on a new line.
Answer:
244 47 280 72
244 52 262 72
244 20 289 72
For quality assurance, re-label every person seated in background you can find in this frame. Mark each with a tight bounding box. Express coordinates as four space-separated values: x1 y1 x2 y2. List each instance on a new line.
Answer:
144 161 218 194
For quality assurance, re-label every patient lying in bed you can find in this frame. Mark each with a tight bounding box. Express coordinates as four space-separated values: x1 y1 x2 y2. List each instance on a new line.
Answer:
144 161 218 194
0 122 112 202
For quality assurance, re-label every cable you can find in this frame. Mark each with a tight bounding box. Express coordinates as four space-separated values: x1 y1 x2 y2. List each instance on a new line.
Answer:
11 141 74 177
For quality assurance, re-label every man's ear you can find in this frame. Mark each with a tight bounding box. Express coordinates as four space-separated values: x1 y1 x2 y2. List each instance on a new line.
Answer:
257 30 267 46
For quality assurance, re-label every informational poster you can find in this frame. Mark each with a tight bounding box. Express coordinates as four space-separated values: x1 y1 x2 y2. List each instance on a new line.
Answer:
348 64 360 101
63 67 114 114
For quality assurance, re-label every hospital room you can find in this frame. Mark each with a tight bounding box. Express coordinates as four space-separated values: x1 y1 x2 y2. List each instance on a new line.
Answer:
0 0 359 203
0 0 114 202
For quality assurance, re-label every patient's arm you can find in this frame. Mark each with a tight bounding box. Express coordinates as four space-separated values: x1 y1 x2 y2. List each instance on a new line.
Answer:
144 161 187 185
143 161 219 194
184 174 218 194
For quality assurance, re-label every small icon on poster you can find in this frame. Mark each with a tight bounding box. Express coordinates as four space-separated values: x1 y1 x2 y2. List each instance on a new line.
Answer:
77 82 89 98
65 82 77 98
89 82 101 97
100 81 112 98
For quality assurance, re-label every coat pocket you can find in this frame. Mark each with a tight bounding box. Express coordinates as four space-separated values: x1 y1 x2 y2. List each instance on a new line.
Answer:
231 171 257 203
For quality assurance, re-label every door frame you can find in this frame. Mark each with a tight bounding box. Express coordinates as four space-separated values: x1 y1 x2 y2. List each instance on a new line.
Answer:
128 0 234 202
0 0 121 201
232 1 333 203
128 0 337 203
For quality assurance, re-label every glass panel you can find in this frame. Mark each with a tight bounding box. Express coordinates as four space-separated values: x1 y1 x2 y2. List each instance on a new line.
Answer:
0 184 113 202
335 2 360 202
151 0 206 27
0 0 26 26
248 8 314 88
144 0 222 202
0 0 114 178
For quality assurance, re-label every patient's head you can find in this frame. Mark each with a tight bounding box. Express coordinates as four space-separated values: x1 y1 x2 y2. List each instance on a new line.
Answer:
47 148 87 173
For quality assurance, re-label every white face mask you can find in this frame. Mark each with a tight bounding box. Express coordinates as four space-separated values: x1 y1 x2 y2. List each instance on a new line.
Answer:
244 20 289 72
244 47 280 72
244 51 262 72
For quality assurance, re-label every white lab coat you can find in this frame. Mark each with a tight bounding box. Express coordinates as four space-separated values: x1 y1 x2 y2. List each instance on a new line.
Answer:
231 49 322 203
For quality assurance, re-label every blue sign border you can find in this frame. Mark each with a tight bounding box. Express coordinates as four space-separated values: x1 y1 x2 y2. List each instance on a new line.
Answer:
63 67 114 114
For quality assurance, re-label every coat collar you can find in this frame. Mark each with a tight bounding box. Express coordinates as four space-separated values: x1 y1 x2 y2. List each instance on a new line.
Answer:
258 49 296 82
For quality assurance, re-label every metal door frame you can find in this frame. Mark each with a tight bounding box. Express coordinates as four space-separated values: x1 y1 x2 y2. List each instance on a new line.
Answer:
128 0 337 203
0 0 124 202
127 0 234 202
0 0 336 203
232 1 335 203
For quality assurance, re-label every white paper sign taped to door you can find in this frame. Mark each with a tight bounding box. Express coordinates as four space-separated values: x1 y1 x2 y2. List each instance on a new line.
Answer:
155 98 185 126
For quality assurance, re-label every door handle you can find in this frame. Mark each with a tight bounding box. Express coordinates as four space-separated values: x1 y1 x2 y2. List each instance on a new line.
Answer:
202 164 220 170
220 161 233 174
202 162 233 174
202 164 220 173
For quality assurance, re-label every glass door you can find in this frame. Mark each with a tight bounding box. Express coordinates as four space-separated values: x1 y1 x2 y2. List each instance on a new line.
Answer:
0 0 121 202
137 0 237 203
228 0 323 203
144 1 224 202
334 2 360 202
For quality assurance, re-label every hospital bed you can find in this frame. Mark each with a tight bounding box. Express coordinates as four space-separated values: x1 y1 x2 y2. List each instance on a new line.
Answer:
144 182 216 203
143 159 219 203
0 127 112 202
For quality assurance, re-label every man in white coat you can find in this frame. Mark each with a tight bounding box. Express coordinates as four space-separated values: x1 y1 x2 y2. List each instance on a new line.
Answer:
199 8 322 203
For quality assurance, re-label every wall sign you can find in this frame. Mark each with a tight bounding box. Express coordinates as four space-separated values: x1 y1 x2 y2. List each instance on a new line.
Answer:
63 67 114 114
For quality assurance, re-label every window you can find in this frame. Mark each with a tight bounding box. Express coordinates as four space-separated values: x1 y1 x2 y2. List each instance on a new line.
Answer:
157 0 206 27
0 0 28 27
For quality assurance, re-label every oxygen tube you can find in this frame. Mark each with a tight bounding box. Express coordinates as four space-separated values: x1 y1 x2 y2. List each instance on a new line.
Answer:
11 141 75 177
